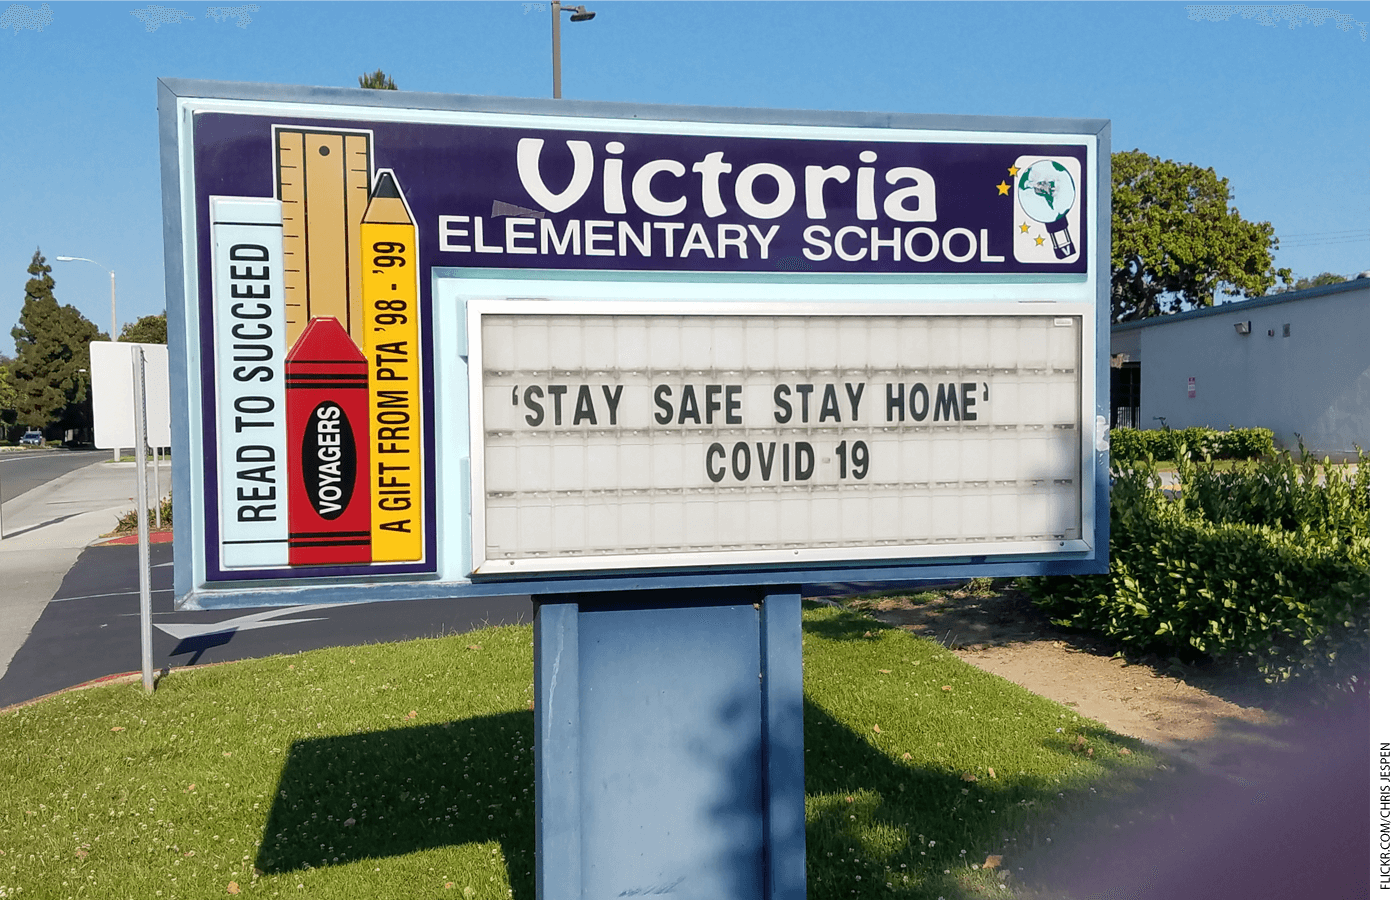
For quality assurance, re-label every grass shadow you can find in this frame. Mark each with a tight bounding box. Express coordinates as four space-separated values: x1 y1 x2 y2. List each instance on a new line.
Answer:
802 695 1159 898
800 605 904 643
256 709 534 898
800 602 1167 897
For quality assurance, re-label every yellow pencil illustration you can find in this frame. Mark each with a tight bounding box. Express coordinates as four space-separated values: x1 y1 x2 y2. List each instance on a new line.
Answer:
360 169 423 562
276 127 372 348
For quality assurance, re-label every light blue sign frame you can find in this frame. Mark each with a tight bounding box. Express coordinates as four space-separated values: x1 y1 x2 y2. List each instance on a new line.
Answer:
159 78 1110 609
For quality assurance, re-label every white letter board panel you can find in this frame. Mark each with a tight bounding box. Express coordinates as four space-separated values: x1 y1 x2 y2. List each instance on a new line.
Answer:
468 301 1085 574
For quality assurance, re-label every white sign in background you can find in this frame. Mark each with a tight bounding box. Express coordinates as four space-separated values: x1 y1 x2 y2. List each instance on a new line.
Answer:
90 341 172 449
469 302 1084 574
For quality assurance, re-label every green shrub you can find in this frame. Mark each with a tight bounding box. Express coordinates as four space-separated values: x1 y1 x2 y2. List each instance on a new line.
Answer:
110 495 174 533
1155 426 1212 461
1109 425 1276 464
1107 427 1150 462
1178 445 1369 540
1022 448 1368 692
1213 426 1276 460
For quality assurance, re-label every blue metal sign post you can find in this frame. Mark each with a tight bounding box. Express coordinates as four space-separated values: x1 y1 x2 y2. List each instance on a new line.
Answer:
158 80 1108 900
535 589 805 899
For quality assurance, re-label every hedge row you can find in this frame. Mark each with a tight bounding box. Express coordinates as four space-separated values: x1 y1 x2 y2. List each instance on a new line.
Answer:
1020 448 1369 692
1109 426 1275 463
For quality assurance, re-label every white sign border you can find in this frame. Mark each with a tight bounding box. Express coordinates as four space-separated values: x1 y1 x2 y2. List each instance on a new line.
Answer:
465 297 1094 576
160 78 1111 606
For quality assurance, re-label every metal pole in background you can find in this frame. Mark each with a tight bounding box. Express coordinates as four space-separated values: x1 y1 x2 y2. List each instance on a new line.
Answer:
551 2 595 99
110 270 119 464
551 0 562 99
133 346 154 693
56 256 121 462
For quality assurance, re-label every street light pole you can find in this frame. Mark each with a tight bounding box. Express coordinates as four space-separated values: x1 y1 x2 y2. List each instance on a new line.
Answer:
56 255 120 462
552 0 562 99
551 1 596 99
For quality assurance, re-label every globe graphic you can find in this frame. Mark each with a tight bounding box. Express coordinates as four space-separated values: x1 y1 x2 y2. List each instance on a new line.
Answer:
1016 160 1076 224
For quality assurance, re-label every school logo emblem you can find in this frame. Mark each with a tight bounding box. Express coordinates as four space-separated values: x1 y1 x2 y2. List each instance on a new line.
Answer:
1012 157 1081 264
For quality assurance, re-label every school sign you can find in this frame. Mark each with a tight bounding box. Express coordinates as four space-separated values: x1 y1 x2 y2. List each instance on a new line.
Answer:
158 80 1110 607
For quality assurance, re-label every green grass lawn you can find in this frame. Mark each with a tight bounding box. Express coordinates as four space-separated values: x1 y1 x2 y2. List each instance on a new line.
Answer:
0 604 1161 899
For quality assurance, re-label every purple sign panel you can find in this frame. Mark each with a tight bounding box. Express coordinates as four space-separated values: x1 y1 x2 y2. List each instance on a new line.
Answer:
185 106 1094 587
193 112 1088 279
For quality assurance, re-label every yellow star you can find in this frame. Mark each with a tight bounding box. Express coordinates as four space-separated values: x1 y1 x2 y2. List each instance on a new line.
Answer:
996 181 1010 196
1019 222 1030 234
1008 165 1020 177
1034 235 1045 246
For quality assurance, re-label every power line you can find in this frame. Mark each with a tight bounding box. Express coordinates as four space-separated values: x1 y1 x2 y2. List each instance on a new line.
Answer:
1276 228 1368 239
1277 236 1371 248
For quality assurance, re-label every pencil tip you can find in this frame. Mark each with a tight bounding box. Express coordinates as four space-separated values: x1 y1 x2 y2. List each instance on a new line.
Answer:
372 170 401 200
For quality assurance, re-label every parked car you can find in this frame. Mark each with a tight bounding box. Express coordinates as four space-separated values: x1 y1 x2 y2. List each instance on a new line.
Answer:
19 429 43 446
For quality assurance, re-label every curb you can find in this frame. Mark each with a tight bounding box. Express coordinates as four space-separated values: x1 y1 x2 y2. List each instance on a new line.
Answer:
0 671 144 714
92 530 175 546
0 658 248 715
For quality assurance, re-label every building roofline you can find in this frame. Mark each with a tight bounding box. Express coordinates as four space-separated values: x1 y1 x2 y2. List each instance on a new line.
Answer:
1111 277 1369 333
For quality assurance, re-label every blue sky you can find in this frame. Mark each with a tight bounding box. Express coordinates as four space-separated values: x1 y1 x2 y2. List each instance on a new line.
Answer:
0 0 1371 343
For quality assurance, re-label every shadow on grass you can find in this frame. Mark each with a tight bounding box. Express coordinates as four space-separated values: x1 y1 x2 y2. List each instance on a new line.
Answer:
251 611 1165 900
799 602 1161 896
800 605 903 643
801 694 1160 899
256 710 534 898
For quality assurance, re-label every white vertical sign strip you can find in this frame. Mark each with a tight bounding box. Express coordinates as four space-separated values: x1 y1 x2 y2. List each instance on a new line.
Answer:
211 196 289 568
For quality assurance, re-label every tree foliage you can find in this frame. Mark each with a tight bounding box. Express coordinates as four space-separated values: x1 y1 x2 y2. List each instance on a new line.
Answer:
0 355 15 421
1281 271 1350 293
1111 150 1291 323
10 250 104 435
358 69 398 90
119 312 167 344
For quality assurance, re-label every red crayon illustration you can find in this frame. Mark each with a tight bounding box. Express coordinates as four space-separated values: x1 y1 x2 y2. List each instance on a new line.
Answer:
285 317 372 565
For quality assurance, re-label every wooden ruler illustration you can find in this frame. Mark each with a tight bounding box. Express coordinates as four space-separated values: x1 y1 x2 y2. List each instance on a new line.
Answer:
275 128 373 348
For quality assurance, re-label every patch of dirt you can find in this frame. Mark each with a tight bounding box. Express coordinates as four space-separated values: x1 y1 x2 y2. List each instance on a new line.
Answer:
854 585 1295 779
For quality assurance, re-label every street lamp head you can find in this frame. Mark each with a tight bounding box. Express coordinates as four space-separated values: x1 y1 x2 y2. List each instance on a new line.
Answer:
568 6 595 21
56 255 107 271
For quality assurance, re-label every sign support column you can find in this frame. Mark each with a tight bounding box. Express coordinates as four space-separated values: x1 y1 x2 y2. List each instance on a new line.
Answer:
534 588 806 900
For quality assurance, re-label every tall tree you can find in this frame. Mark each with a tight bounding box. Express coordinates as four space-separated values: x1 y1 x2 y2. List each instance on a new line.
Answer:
359 69 398 90
118 311 167 344
1111 150 1291 322
10 250 104 436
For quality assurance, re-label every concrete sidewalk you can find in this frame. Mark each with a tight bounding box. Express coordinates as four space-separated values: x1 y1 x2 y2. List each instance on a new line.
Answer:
0 460 165 679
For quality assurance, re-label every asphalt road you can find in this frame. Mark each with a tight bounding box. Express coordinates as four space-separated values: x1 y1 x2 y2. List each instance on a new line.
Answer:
0 449 108 503
0 539 533 708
